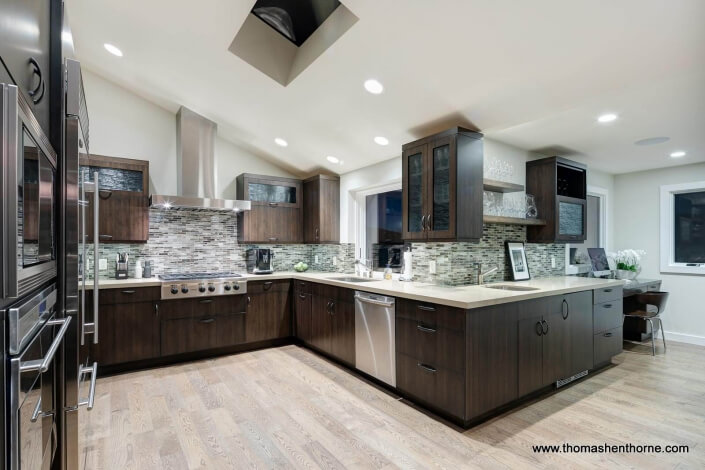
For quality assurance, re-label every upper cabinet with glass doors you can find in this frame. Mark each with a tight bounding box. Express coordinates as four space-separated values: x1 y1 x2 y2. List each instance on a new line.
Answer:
526 156 587 243
402 127 484 241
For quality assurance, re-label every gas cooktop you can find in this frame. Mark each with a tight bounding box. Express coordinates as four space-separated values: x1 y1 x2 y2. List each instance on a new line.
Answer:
158 272 247 299
158 272 242 281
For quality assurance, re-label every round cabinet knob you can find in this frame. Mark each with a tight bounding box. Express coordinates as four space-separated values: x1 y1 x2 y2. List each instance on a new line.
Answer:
207 284 216 293
170 285 179 295
223 283 231 291
198 284 206 293
233 283 240 291
181 285 189 294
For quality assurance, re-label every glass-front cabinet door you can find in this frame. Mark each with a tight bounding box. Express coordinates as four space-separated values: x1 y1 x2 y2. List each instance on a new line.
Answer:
402 144 427 240
556 196 586 242
245 176 300 208
427 136 456 239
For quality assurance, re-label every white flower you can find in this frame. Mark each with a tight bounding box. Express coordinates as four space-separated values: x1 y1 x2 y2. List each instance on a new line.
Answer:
608 249 646 269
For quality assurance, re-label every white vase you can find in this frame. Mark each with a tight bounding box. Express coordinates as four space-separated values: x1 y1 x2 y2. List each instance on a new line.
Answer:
616 269 639 280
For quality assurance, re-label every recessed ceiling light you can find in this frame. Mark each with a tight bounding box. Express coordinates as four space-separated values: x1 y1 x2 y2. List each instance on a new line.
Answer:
374 136 389 146
597 113 618 123
326 156 339 164
364 79 384 94
103 43 123 57
274 137 288 147
635 136 670 146
670 151 686 158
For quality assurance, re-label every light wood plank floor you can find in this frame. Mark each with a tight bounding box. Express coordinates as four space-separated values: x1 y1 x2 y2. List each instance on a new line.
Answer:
80 341 705 469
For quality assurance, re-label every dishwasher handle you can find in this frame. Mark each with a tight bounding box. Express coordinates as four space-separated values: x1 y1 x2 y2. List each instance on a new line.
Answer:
354 294 395 308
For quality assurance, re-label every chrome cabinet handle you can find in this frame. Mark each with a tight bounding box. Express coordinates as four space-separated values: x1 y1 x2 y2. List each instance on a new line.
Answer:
98 189 112 199
426 214 432 231
315 228 319 240
79 362 98 410
562 299 569 320
536 321 543 336
268 202 278 207
604 332 613 338
247 296 251 304
28 57 45 104
416 324 436 333
20 317 72 373
99 234 113 239
155 304 159 316
541 320 549 335
603 304 613 308
121 290 135 294
199 317 216 324
604 288 613 293
263 281 273 290
417 363 437 373
299 293 307 300
417 305 436 312
268 237 278 242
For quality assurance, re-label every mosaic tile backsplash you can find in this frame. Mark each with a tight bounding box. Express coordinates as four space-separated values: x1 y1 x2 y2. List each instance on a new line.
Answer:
88 209 564 285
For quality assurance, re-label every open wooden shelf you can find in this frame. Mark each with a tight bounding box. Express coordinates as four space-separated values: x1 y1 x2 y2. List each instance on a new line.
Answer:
483 179 525 193
483 215 547 226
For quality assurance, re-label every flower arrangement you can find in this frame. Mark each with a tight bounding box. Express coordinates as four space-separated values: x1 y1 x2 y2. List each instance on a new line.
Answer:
608 249 645 279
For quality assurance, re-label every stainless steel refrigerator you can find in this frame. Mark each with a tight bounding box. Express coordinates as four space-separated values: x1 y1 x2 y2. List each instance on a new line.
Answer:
59 57 99 470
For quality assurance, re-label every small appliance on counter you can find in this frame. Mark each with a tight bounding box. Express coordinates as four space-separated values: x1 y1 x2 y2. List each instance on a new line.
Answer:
115 252 129 279
143 260 153 278
247 248 274 274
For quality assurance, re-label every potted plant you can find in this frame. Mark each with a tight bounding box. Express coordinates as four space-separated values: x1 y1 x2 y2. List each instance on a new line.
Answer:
609 249 646 280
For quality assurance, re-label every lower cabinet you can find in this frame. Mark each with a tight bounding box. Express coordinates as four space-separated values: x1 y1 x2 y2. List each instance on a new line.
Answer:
160 295 248 355
307 284 355 365
294 291 312 343
245 280 292 342
87 287 161 366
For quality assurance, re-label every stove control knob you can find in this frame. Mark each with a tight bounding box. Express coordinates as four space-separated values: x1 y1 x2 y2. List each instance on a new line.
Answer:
208 283 216 293
170 285 179 295
233 283 241 291
198 283 206 293
223 283 231 291
181 285 189 294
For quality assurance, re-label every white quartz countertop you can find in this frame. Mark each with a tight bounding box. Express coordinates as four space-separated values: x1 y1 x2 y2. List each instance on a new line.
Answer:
88 272 625 310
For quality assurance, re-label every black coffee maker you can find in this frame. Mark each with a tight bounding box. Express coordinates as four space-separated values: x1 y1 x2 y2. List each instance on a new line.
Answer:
247 248 274 274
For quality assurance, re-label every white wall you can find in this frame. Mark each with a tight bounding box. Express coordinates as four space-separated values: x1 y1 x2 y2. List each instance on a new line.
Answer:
613 162 705 345
339 138 612 244
83 69 295 197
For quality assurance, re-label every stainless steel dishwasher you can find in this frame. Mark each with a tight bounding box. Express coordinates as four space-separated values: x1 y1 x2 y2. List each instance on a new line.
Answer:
354 291 396 386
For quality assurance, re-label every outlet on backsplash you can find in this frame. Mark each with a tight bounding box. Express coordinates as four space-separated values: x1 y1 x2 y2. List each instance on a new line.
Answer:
315 255 319 263
551 256 556 268
429 260 437 274
99 259 108 270
333 256 338 266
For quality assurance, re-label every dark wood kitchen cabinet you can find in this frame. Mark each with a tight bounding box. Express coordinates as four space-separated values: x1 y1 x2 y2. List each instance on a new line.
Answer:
294 281 312 343
81 154 150 243
526 156 587 243
402 127 484 242
86 287 161 365
309 283 355 365
236 173 303 243
303 174 340 243
517 292 594 396
245 280 292 342
160 295 248 356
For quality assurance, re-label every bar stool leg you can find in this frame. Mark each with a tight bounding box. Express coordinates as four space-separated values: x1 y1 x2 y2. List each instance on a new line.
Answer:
658 317 667 353
647 318 656 356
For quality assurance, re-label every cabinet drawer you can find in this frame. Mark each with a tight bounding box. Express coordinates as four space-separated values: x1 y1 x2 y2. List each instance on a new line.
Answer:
294 280 312 294
396 298 464 332
396 317 465 373
593 286 622 305
647 283 661 292
247 279 291 295
98 286 160 305
593 299 623 334
159 296 247 320
311 283 354 302
594 327 622 366
161 312 246 356
396 352 465 420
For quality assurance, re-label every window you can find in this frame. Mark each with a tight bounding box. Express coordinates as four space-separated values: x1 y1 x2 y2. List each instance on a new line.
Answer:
353 183 403 273
660 181 705 275
565 187 608 275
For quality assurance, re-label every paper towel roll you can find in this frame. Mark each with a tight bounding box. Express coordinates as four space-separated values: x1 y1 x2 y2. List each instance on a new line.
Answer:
401 251 413 280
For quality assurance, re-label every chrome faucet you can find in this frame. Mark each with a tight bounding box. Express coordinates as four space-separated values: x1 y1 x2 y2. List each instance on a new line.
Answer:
355 259 373 278
478 265 498 285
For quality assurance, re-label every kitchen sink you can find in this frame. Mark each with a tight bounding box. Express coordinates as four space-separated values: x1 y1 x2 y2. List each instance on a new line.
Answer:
484 284 540 291
328 276 376 283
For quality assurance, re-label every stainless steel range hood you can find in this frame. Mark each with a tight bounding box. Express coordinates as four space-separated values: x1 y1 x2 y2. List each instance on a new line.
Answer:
149 106 251 212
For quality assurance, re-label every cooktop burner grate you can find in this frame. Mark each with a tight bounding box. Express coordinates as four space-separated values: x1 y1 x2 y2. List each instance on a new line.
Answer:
158 272 243 281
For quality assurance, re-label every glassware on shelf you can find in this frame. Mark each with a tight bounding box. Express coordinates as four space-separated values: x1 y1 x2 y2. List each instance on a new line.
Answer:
526 194 538 219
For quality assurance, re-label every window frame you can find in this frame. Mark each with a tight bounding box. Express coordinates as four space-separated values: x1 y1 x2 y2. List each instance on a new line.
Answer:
660 180 705 275
353 181 403 264
565 185 609 274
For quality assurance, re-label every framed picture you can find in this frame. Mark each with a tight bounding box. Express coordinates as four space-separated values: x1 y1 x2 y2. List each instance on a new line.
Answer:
506 241 530 281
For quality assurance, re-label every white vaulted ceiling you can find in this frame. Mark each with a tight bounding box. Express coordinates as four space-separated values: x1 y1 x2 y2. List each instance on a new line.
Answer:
67 0 705 175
